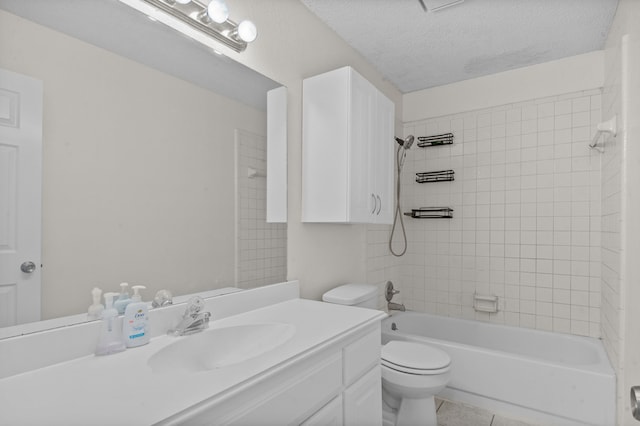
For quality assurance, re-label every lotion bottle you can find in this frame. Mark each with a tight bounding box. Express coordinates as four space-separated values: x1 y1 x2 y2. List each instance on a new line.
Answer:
95 292 126 356
114 282 131 315
122 285 150 348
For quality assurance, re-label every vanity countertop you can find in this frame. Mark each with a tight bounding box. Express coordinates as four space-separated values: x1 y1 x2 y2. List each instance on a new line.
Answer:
0 298 386 425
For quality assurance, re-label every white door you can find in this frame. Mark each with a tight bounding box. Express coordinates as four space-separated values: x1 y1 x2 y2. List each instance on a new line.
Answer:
0 68 43 327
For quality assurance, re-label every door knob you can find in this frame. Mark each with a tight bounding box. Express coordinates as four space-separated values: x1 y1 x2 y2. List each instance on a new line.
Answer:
20 261 36 273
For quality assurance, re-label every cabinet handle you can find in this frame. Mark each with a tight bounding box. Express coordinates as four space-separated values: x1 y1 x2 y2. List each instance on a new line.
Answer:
370 194 376 214
376 195 381 215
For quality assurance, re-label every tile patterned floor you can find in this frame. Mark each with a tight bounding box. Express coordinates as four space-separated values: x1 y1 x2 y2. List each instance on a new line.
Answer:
436 399 539 426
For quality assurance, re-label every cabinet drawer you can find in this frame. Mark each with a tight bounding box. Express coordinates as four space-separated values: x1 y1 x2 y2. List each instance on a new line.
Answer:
301 395 343 426
343 326 381 386
225 352 342 425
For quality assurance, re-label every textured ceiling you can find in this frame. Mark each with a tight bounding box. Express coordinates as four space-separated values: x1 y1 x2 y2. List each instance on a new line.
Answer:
301 0 619 93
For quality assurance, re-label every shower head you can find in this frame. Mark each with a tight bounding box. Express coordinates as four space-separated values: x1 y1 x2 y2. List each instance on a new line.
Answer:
395 135 414 150
403 135 414 149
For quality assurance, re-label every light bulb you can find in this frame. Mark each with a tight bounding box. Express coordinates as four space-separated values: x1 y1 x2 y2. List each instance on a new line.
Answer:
237 20 257 43
207 0 229 24
174 0 191 4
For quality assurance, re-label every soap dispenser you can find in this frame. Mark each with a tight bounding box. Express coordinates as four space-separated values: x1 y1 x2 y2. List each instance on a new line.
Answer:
95 292 126 356
122 285 150 348
114 282 131 315
87 287 104 319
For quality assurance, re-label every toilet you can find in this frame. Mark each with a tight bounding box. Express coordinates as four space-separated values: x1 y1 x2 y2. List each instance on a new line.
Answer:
322 284 451 426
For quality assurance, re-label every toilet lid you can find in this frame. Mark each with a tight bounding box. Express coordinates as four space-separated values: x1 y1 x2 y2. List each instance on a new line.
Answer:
382 341 450 372
322 283 377 305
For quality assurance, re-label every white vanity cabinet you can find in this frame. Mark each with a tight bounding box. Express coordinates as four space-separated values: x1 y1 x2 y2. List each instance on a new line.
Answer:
169 324 382 426
302 66 394 224
0 292 386 426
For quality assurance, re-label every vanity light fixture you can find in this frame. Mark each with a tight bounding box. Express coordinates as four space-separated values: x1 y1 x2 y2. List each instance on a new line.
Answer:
205 0 229 24
140 0 257 52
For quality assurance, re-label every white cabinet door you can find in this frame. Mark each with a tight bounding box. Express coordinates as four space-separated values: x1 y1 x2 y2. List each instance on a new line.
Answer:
344 367 383 426
348 70 376 223
302 67 349 222
266 86 287 223
372 91 395 224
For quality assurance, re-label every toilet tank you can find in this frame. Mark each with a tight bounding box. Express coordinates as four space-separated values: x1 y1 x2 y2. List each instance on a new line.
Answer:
322 283 378 309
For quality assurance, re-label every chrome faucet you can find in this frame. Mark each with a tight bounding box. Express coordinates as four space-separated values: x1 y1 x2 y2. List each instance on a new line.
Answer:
169 296 211 336
152 289 173 308
388 301 406 312
385 281 406 312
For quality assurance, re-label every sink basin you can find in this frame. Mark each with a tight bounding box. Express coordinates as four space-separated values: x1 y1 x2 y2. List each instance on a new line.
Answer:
148 323 296 374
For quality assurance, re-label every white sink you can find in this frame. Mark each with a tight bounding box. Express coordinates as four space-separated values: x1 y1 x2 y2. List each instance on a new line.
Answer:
148 323 296 374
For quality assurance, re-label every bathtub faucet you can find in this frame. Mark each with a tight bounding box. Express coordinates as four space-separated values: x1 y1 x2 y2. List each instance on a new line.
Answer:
169 296 211 336
388 301 406 312
385 281 406 312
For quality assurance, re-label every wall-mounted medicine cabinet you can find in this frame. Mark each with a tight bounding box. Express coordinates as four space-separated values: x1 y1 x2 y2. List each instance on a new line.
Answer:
302 66 394 224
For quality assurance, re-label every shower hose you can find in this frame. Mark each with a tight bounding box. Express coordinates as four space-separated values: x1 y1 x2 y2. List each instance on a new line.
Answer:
389 144 408 257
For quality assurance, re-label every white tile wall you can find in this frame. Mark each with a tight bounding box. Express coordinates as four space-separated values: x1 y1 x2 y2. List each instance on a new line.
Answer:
366 224 403 309
392 90 602 337
235 130 287 289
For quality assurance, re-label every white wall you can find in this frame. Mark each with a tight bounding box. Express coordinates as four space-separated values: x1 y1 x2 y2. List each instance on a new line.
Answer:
403 51 604 122
0 10 267 318
601 0 640 423
219 0 403 301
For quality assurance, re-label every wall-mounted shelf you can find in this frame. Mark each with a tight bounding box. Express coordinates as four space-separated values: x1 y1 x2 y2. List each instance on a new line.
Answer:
416 170 454 183
417 133 454 147
404 207 453 219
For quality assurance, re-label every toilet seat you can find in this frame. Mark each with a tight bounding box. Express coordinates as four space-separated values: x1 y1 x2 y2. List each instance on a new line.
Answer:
382 341 450 375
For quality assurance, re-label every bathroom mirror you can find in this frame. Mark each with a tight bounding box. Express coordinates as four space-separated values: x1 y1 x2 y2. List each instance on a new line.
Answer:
0 0 286 337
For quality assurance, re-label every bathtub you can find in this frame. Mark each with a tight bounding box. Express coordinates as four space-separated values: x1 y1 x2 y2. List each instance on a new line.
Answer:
381 312 615 426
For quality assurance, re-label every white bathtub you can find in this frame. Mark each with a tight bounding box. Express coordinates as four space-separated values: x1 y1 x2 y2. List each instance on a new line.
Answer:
381 312 615 426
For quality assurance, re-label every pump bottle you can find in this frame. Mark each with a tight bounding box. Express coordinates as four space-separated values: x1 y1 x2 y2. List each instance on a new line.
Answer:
114 282 131 314
95 292 126 356
87 287 104 319
123 285 150 348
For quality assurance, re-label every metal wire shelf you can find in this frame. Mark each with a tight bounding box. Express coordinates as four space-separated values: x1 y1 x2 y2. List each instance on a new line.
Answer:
404 207 453 219
416 170 455 183
417 133 454 147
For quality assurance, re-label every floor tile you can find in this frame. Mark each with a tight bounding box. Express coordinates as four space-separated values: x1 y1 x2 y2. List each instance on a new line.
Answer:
437 401 494 426
491 414 538 426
